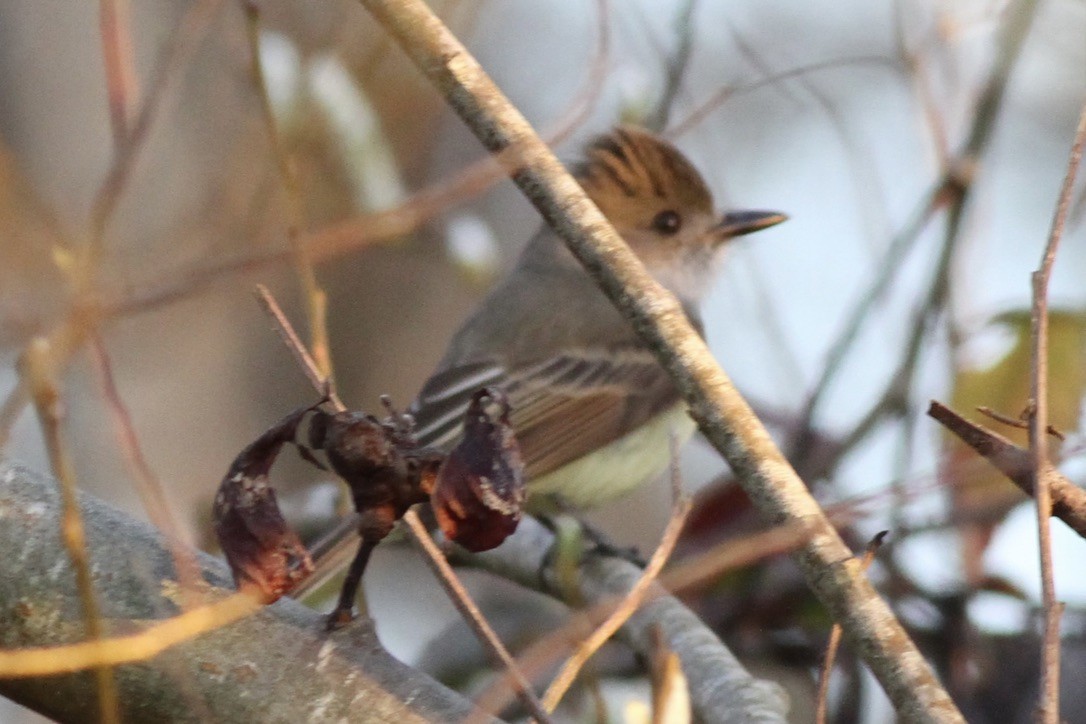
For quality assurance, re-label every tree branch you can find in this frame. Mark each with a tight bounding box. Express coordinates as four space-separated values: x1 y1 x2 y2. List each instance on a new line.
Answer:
1028 101 1086 722
354 0 963 719
927 401 1086 540
0 457 495 724
458 517 790 722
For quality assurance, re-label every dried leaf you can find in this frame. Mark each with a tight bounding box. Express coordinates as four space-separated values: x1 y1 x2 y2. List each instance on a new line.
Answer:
431 387 525 552
213 406 314 602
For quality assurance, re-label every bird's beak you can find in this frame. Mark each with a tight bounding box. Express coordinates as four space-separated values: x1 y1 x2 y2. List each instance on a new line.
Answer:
714 210 788 241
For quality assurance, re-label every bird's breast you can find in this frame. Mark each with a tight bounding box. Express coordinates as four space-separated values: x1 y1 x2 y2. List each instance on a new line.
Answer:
526 404 696 510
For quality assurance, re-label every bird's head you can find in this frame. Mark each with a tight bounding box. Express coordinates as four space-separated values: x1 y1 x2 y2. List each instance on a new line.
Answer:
574 126 786 299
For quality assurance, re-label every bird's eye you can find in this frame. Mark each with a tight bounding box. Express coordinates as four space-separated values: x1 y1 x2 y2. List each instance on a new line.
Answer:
651 210 682 235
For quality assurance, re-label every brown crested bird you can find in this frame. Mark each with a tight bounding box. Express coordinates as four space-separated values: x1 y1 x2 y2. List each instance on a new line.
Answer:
410 126 785 511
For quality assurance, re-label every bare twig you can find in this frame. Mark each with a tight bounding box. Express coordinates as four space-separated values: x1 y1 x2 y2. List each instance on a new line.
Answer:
99 0 139 148
88 0 226 253
254 286 548 721
244 2 333 381
669 55 897 137
645 0 699 132
402 511 553 723
927 401 1086 540
0 592 261 677
20 339 120 724
254 285 344 411
1027 102 1086 723
892 3 950 168
85 332 202 604
540 448 692 712
354 0 962 718
816 531 887 724
976 405 1064 441
816 616 844 724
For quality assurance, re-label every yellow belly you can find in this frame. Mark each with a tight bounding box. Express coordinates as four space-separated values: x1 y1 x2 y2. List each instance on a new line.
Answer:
526 405 697 510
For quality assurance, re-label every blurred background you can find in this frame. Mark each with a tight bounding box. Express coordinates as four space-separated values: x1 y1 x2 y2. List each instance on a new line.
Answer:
1 0 1084 721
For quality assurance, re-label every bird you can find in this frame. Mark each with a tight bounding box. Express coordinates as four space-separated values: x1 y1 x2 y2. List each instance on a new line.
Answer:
409 125 786 512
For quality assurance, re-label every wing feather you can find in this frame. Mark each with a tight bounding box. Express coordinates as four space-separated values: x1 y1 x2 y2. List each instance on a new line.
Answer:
410 347 680 480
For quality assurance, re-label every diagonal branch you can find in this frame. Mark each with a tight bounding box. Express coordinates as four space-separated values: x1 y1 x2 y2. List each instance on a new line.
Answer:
354 0 963 719
927 401 1086 540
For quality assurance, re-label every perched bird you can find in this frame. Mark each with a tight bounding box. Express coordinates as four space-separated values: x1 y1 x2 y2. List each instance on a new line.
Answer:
410 126 785 511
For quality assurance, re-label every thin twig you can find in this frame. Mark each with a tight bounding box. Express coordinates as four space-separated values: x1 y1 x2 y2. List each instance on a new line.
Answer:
99 0 139 149
254 285 344 411
816 620 844 724
540 446 692 712
0 591 261 677
244 2 333 381
645 0 699 132
1028 102 1086 723
254 286 549 721
88 0 226 254
976 405 1064 441
289 514 361 599
928 401 1086 540
668 55 897 137
816 531 887 724
85 331 203 604
20 339 120 724
892 3 950 168
402 511 553 723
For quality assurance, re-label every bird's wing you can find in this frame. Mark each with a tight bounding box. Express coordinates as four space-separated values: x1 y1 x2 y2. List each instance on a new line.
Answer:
411 347 681 479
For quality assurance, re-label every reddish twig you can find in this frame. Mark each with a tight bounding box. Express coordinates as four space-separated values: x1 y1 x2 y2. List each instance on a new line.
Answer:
85 331 203 603
89 0 226 256
402 511 552 723
99 0 140 149
669 56 896 137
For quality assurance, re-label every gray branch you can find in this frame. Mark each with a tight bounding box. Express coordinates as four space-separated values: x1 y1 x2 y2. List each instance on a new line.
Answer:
458 517 790 721
0 457 494 724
